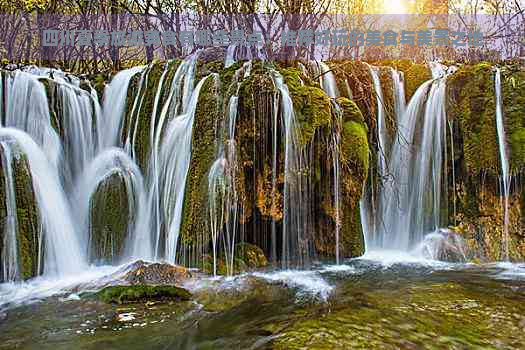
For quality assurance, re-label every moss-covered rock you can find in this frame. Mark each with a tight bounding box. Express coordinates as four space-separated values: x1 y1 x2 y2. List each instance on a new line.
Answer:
96 285 191 304
89 172 130 264
234 242 268 269
179 74 220 252
121 61 178 171
279 66 332 145
447 63 500 177
397 61 432 101
203 242 268 275
446 62 525 261
0 142 40 281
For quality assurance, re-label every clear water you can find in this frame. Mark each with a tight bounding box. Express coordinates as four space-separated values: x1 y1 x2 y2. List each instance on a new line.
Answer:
1 259 524 349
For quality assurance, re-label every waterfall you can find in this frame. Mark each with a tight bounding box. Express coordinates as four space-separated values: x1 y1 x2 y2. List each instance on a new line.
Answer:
318 62 339 99
315 61 342 263
495 67 510 261
392 68 406 117
75 148 147 263
367 65 389 176
271 70 313 267
0 140 19 281
2 71 62 170
158 74 214 263
208 95 240 275
99 66 145 150
0 128 85 277
207 61 254 275
53 80 99 189
225 45 236 68
366 63 448 252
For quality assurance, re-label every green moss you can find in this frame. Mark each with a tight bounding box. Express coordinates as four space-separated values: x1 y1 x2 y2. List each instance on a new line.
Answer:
332 61 376 126
341 121 369 178
13 153 39 280
279 67 333 145
447 63 499 177
235 62 278 224
202 243 268 275
234 242 268 269
398 62 432 101
96 285 191 304
89 172 130 264
339 120 369 257
501 67 525 172
179 75 220 249
122 62 174 171
336 97 364 124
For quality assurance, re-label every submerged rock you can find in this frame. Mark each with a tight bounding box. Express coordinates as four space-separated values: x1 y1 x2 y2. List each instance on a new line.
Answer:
96 285 191 304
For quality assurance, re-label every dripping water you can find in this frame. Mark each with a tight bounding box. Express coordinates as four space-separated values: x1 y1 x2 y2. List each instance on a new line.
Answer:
495 67 510 261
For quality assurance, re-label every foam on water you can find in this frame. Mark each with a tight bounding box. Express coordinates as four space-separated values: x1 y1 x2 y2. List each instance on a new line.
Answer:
0 265 120 311
252 270 334 301
359 249 453 269
494 262 525 279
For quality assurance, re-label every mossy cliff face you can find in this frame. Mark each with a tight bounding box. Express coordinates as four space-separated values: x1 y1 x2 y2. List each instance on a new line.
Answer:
173 60 370 264
202 242 268 275
179 74 220 254
121 61 179 171
279 63 368 258
89 172 131 264
0 143 40 281
339 99 369 256
447 63 525 261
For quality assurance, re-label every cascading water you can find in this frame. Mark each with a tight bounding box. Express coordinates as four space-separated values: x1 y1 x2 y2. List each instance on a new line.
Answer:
157 74 215 263
365 63 449 254
52 79 99 189
0 140 19 281
2 71 62 169
315 61 342 263
0 128 85 277
391 68 406 117
207 61 254 275
99 66 145 150
75 148 148 263
271 70 313 268
495 67 511 261
367 64 389 175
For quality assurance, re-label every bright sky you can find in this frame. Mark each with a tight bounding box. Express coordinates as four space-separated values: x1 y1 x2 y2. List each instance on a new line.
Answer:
382 0 409 14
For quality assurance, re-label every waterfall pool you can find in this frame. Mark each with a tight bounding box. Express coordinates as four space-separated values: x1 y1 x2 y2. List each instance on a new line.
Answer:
1 257 524 349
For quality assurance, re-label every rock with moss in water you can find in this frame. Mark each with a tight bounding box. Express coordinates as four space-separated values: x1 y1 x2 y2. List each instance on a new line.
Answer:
96 285 192 304
119 260 191 285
